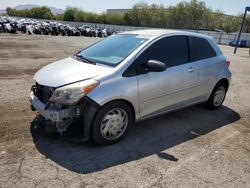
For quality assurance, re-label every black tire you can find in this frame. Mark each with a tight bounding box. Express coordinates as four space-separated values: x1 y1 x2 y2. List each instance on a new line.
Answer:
206 82 227 110
91 101 133 145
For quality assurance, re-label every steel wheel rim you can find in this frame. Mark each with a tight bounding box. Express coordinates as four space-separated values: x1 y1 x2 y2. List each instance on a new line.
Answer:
100 108 128 140
213 86 226 107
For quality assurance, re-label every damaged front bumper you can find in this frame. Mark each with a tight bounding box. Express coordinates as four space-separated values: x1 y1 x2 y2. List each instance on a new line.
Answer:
30 91 81 122
30 90 100 140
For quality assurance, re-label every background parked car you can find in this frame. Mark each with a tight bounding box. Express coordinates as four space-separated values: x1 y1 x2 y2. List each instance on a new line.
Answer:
229 40 248 47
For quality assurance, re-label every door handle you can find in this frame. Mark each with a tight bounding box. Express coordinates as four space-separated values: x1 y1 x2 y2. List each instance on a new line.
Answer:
187 67 194 73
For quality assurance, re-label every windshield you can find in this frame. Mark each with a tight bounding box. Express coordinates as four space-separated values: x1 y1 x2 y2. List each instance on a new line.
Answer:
76 34 148 67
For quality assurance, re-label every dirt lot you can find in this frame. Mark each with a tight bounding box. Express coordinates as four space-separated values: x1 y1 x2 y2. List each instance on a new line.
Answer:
0 33 249 188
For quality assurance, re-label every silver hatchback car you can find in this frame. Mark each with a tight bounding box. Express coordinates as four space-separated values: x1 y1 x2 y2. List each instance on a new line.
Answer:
30 30 231 144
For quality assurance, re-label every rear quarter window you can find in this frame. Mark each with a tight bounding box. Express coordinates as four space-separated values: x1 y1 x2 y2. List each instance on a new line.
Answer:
189 36 217 61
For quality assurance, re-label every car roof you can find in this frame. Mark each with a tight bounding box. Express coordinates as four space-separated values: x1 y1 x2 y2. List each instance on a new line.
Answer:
121 29 210 40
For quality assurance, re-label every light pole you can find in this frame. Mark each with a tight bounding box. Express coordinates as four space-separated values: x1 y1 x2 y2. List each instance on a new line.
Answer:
234 6 250 54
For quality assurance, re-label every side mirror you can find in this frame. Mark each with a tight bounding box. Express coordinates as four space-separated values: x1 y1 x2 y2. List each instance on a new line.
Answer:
146 60 167 72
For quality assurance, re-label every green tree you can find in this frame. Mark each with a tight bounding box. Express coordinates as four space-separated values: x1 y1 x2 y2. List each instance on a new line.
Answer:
63 7 77 21
245 16 250 33
6 6 53 19
5 1 248 33
74 9 85 22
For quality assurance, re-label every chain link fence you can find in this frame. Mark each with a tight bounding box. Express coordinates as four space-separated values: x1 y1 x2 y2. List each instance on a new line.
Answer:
46 19 250 46
10 17 250 47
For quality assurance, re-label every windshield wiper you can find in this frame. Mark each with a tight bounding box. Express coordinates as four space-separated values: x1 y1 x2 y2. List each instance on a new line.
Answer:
75 54 96 65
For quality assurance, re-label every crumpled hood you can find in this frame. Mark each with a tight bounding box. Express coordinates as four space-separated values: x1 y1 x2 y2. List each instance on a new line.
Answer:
34 57 112 87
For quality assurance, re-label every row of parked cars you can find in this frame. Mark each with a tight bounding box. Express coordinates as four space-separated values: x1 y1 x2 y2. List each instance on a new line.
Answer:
0 16 117 37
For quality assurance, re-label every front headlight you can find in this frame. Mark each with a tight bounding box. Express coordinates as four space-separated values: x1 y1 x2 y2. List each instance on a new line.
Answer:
49 79 99 105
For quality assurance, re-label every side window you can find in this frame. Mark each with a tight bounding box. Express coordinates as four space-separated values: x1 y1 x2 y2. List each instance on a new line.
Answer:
189 36 217 61
134 36 189 75
148 36 189 68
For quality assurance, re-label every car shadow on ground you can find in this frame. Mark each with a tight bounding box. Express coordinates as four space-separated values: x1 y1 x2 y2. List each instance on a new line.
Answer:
30 104 240 174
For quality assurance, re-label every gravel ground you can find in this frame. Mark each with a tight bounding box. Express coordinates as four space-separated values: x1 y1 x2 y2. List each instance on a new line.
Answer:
0 33 249 188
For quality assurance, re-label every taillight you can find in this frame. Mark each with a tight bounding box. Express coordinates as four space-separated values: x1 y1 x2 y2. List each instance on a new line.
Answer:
226 60 230 67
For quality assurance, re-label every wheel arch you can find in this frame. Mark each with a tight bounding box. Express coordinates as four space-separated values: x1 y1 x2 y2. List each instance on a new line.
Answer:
206 78 229 110
100 99 136 123
215 78 229 92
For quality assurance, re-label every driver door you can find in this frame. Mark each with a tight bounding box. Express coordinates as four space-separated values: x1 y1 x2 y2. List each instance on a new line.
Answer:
136 36 198 118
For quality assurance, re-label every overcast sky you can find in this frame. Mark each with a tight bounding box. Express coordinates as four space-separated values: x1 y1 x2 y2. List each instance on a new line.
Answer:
0 0 249 15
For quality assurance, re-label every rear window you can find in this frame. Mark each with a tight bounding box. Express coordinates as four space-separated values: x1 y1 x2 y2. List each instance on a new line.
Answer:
189 36 217 61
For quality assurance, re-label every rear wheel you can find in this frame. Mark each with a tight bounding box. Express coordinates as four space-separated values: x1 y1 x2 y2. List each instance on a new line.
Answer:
206 83 227 110
91 101 132 145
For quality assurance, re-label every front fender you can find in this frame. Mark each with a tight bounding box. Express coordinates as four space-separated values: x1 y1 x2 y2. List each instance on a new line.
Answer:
87 76 140 120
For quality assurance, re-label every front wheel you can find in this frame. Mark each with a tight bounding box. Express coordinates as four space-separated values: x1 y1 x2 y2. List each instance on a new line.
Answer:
91 101 132 145
206 83 227 110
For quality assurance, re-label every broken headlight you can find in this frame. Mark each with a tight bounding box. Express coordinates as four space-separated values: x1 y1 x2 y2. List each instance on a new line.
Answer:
49 79 99 105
